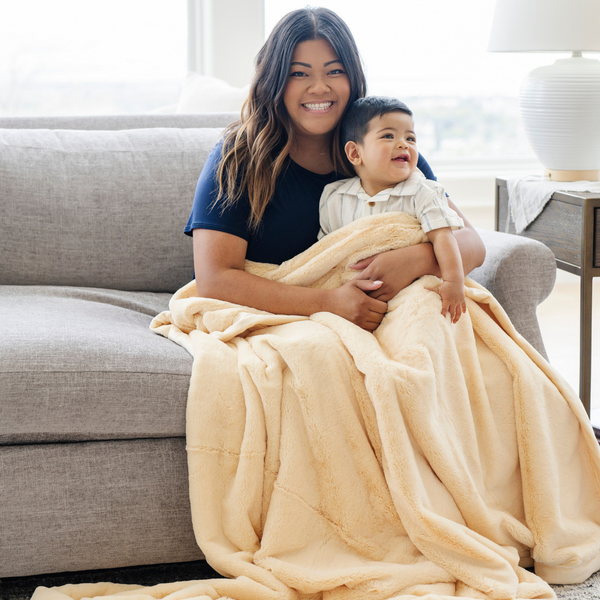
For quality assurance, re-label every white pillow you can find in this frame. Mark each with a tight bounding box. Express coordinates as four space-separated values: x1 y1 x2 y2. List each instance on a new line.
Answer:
175 73 250 114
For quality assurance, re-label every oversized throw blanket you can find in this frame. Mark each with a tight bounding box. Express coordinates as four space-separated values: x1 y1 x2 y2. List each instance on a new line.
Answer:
34 213 600 600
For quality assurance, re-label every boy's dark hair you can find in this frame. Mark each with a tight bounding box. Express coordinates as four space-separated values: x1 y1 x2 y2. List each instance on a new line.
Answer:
341 96 413 147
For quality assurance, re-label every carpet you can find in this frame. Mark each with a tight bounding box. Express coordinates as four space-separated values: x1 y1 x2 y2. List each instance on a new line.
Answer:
0 561 219 600
2 564 599 600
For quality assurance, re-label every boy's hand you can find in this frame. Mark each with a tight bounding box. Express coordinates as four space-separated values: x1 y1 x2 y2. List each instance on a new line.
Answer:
426 280 466 323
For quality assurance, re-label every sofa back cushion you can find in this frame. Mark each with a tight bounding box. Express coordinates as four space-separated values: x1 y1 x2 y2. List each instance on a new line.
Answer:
0 126 223 292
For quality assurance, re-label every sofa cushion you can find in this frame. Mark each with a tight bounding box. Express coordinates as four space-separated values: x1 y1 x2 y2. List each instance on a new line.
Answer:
0 126 223 292
0 286 193 444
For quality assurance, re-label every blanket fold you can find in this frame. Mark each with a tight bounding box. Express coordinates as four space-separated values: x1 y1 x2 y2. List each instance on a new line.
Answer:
33 213 600 600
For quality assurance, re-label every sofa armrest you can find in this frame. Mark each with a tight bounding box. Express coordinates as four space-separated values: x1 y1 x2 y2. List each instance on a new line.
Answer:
468 228 556 360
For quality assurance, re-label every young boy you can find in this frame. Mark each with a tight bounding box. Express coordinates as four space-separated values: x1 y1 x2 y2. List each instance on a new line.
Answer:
319 96 466 323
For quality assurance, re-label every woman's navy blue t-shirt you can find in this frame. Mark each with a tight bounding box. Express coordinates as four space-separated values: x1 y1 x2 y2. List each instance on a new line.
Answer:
184 139 437 265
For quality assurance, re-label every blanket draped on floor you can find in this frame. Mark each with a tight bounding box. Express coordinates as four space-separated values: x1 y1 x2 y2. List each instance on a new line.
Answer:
33 213 600 600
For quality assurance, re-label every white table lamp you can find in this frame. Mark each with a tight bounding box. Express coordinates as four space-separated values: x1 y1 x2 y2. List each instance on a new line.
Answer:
488 0 600 182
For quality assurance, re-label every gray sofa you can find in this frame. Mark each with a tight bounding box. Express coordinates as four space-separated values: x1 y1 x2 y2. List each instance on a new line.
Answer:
0 113 556 579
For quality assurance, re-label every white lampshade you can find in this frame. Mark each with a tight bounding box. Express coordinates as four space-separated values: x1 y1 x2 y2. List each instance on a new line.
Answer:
488 0 600 53
489 0 600 181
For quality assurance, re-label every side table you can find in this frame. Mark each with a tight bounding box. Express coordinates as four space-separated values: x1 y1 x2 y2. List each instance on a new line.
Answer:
495 178 600 418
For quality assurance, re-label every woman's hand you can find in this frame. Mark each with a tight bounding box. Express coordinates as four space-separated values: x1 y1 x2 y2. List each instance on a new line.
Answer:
350 244 438 302
327 280 388 331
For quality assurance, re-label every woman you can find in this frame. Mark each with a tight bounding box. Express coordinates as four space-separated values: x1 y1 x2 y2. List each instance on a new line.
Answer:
185 7 486 331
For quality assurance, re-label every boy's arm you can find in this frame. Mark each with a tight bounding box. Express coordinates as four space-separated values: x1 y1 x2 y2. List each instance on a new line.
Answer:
426 227 466 323
426 227 464 284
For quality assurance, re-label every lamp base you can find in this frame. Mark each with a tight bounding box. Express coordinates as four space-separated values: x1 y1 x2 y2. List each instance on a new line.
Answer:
544 169 600 182
520 55 600 175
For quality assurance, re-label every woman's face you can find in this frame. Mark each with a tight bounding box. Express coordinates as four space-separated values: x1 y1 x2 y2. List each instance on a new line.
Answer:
283 38 351 139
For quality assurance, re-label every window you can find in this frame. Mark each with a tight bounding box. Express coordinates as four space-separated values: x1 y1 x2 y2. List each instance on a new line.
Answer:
265 0 558 162
0 0 187 116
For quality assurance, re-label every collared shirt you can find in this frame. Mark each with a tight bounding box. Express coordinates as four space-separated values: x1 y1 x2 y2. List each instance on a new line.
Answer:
318 169 464 239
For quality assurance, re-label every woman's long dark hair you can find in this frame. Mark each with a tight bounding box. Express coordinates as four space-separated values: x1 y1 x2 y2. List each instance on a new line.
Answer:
216 7 367 230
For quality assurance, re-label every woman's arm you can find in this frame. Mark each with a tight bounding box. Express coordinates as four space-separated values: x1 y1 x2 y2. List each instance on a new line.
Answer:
193 229 388 331
350 198 486 302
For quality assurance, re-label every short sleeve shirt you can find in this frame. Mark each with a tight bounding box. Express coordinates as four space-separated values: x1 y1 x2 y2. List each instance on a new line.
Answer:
185 139 438 265
318 169 463 239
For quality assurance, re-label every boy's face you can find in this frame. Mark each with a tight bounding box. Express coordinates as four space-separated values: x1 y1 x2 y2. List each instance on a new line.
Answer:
345 111 418 195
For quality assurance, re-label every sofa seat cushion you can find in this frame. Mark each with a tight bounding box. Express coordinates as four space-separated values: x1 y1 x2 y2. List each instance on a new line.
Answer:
0 286 192 444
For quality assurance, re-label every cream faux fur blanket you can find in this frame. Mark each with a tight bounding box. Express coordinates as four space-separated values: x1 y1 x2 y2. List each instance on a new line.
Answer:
33 213 600 600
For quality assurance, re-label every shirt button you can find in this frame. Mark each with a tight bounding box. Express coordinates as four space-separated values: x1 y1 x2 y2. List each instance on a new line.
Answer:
368 201 375 207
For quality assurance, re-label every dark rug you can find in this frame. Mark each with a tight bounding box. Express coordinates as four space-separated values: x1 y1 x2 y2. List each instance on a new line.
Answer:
0 560 222 600
2 562 599 600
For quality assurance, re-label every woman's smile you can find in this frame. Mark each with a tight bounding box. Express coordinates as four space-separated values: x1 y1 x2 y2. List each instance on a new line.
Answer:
302 101 335 112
